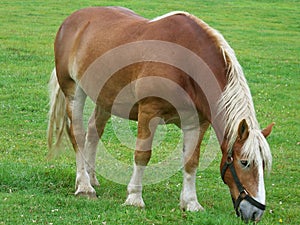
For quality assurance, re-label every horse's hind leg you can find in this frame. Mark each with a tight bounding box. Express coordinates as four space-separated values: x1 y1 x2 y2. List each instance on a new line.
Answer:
84 105 110 187
124 105 160 208
67 87 96 198
180 122 209 211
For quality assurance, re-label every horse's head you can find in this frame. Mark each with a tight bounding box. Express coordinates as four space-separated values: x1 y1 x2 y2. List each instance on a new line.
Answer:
220 119 274 223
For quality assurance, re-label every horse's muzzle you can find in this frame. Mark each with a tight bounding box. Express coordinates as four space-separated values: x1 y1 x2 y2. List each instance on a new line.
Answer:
238 200 264 223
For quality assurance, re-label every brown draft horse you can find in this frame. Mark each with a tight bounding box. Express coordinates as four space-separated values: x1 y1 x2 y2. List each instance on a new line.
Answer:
47 7 274 223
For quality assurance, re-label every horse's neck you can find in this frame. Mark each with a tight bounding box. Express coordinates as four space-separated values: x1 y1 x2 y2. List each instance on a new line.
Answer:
210 113 227 145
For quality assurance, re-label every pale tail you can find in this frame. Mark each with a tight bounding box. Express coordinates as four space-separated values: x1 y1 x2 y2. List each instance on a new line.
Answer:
47 68 69 158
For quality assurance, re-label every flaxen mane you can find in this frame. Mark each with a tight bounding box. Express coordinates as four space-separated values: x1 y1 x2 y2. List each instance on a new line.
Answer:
155 11 272 170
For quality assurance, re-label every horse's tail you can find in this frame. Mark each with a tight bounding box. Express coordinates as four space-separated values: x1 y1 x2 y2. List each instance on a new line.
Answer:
47 68 69 158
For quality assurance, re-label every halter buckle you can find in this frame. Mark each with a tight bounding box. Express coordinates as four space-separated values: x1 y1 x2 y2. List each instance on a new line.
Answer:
226 156 233 164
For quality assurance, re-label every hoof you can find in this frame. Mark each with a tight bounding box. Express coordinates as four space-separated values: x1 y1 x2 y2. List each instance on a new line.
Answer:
180 201 204 212
75 187 97 200
123 194 145 208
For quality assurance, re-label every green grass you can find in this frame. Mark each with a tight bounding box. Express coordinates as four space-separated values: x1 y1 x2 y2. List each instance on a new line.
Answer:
0 0 299 224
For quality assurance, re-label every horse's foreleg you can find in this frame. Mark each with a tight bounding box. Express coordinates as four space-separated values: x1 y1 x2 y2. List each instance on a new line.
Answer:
180 123 209 211
84 105 110 187
124 151 150 208
124 109 160 208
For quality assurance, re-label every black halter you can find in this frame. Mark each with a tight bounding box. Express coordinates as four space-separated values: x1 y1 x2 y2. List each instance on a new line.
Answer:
221 149 266 217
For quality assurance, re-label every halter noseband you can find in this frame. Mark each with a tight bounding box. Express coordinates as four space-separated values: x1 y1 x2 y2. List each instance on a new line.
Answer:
221 149 266 217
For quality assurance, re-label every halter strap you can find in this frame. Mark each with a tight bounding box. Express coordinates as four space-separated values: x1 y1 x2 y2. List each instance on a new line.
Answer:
221 152 266 216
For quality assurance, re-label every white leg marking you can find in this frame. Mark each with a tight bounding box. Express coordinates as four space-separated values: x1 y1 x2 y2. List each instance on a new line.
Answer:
75 150 96 198
84 111 100 187
72 88 96 198
180 128 203 211
84 134 100 187
180 170 204 211
124 164 146 208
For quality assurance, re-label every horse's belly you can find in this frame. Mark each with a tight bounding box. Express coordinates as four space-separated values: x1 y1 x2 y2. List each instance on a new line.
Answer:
109 101 139 120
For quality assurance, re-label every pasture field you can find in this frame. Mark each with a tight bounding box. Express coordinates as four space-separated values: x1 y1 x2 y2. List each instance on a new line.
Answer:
0 0 299 224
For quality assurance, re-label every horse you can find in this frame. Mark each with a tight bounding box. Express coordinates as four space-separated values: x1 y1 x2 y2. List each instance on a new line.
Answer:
47 7 274 223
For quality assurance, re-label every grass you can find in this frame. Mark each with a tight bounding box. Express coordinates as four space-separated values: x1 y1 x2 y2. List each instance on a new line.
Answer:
0 0 299 224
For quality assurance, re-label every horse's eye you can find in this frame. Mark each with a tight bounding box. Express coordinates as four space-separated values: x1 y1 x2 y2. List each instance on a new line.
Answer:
240 160 250 168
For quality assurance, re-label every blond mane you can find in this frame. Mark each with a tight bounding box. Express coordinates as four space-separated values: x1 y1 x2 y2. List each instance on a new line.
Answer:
159 11 272 170
199 15 272 171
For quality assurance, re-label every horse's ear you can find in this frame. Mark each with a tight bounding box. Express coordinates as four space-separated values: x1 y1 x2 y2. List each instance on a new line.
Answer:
238 119 249 141
262 122 275 138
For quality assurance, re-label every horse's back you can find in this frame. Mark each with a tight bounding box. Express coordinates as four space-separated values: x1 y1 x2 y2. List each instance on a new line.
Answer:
54 7 226 122
57 6 222 72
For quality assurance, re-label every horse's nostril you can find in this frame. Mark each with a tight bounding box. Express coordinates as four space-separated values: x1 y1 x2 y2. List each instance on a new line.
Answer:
252 211 262 223
252 212 257 221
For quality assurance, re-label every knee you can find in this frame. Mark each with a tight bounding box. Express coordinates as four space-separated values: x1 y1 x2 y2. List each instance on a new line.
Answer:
184 152 200 174
134 150 151 166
